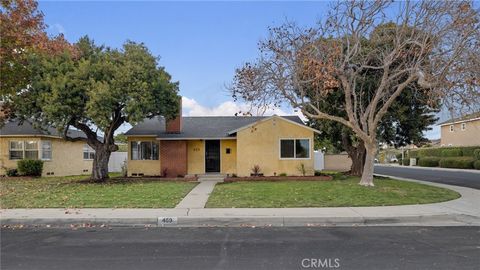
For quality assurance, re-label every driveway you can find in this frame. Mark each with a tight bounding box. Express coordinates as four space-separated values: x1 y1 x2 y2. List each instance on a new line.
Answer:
374 165 480 189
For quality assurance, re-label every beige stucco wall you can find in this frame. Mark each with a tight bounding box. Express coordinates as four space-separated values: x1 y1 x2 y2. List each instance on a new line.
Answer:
440 120 480 146
187 140 205 175
324 154 352 172
0 136 93 177
220 139 237 175
236 117 315 176
126 136 161 176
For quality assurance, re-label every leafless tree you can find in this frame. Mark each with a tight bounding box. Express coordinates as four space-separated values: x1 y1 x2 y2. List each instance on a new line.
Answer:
231 0 480 186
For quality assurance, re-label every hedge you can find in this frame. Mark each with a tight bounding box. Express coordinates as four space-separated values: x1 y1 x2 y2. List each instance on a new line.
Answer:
474 160 480 170
409 146 480 158
474 149 480 160
439 157 475 169
17 160 44 176
418 157 441 167
402 158 410 166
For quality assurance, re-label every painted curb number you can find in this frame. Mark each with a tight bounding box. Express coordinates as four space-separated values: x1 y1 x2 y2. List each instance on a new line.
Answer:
158 217 178 226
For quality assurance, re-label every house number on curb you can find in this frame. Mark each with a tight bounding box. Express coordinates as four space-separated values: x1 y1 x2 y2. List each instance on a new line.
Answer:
158 217 178 226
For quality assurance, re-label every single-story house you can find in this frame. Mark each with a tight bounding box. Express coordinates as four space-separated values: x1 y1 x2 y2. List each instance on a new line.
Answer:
0 120 95 177
439 112 480 146
125 112 320 177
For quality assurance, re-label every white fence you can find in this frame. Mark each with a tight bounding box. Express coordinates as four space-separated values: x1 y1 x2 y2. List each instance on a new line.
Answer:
314 151 324 171
108 152 127 172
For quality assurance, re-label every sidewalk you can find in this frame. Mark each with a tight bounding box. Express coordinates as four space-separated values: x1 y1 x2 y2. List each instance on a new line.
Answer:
376 163 480 174
2 178 480 227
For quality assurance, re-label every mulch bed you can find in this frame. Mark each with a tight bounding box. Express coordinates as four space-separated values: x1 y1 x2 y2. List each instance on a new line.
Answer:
224 175 332 182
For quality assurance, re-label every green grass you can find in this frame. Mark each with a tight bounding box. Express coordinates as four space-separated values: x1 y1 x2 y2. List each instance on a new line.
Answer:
0 174 197 208
206 176 460 208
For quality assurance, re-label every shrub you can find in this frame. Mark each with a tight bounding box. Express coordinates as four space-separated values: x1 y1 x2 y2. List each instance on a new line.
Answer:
297 163 307 176
251 165 261 176
439 157 475 169
474 160 480 170
280 172 288 177
461 147 480 157
17 160 44 176
418 157 441 167
6 168 18 177
402 158 410 166
441 148 463 157
474 149 480 160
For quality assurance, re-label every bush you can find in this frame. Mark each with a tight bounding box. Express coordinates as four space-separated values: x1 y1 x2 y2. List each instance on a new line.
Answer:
6 168 18 177
17 160 44 176
440 148 463 157
280 172 288 177
474 149 480 160
418 157 441 167
474 160 480 170
402 158 410 166
439 157 475 169
461 147 480 157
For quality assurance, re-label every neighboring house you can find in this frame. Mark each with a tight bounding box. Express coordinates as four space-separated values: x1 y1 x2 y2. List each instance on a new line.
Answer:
0 120 95 177
125 110 320 177
439 112 480 147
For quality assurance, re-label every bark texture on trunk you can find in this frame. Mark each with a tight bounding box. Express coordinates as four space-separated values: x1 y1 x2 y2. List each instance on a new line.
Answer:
91 147 111 182
342 132 366 176
359 144 376 186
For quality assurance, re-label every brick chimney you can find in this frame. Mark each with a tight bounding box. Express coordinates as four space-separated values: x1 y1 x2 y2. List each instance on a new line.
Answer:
166 97 182 133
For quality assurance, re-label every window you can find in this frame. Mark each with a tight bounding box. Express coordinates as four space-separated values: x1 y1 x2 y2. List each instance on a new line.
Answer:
449 125 454 132
461 123 466 131
41 141 52 160
24 141 39 159
280 139 310 159
9 141 24 160
131 141 159 160
83 144 95 160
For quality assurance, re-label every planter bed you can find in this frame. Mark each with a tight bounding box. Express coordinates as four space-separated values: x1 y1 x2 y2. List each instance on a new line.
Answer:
224 175 332 182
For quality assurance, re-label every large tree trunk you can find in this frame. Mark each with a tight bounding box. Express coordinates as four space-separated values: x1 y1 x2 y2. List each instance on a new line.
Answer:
91 147 111 182
347 143 366 176
359 143 376 186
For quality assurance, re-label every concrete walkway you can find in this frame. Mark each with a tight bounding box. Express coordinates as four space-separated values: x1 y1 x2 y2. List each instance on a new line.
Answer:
1 177 480 227
175 180 220 209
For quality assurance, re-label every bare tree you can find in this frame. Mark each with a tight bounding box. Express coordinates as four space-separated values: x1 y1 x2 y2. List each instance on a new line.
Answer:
231 0 480 186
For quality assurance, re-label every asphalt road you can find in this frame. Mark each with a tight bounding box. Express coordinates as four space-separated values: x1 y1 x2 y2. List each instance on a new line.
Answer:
1 227 480 270
374 165 480 189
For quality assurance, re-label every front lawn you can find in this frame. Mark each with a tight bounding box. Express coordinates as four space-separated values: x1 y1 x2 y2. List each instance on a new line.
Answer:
206 176 460 208
0 175 197 208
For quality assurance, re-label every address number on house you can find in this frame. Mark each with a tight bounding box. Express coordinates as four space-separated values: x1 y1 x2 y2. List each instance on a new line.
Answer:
158 217 178 225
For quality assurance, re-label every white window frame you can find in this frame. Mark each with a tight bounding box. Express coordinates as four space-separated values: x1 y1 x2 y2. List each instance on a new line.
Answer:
40 140 52 160
130 141 159 160
83 144 95 160
9 141 24 160
461 123 466 131
449 125 454 132
279 138 311 160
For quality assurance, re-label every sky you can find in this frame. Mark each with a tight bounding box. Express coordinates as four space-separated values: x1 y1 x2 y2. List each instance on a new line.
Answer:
39 1 444 139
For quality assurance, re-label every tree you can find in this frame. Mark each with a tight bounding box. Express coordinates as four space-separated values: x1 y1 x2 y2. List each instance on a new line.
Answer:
0 0 74 97
12 37 180 181
231 1 479 186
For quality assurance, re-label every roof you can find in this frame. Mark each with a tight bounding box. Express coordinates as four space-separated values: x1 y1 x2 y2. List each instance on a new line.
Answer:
0 119 88 140
438 112 480 126
125 115 310 139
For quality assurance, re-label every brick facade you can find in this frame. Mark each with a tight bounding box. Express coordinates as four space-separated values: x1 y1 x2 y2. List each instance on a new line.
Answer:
160 140 188 177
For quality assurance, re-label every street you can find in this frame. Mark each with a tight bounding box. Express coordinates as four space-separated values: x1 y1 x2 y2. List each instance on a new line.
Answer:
375 165 480 189
1 227 480 270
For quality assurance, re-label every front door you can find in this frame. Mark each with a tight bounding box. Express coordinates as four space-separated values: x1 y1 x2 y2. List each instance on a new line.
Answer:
205 140 220 173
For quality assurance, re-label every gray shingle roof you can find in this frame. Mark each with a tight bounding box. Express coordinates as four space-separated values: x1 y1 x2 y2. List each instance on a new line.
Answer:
125 116 306 139
438 112 480 125
0 119 88 139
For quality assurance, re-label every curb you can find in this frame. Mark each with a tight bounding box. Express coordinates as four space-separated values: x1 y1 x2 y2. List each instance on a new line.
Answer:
2 213 479 228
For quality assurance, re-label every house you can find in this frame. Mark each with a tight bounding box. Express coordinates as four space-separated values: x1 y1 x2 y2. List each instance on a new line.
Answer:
124 110 319 177
0 120 95 177
439 112 480 147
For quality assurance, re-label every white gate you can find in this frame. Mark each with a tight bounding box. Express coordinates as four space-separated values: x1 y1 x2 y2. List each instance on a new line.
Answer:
108 152 127 172
314 150 324 171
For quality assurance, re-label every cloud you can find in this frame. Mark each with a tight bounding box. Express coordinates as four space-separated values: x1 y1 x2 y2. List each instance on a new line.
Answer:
182 96 305 120
49 23 66 35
